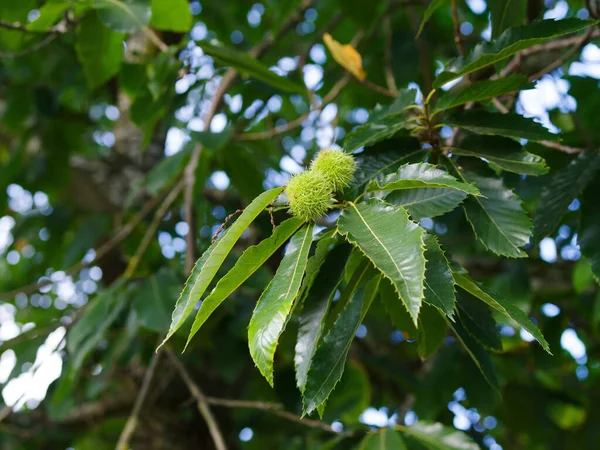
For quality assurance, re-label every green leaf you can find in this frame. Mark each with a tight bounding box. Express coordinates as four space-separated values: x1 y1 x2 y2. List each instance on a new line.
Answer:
489 0 527 39
367 163 480 196
344 114 415 153
572 259 595 294
248 224 314 386
417 304 447 358
302 273 381 415
337 199 426 325
322 361 371 424
298 230 338 303
359 428 407 450
416 0 448 38
62 214 110 267
386 188 467 220
186 217 303 348
346 138 426 197
449 316 499 390
132 269 180 333
423 234 456 318
295 245 350 392
160 187 284 349
93 0 151 33
457 291 502 351
144 146 192 195
453 271 551 353
67 282 124 356
534 150 600 240
150 0 192 32
380 277 416 335
75 13 125 89
579 179 600 281
433 76 528 113
399 421 480 450
370 89 419 121
433 19 598 88
344 90 419 152
200 41 306 94
548 402 587 430
441 110 559 142
70 288 127 370
447 159 532 258
27 2 69 31
451 135 549 176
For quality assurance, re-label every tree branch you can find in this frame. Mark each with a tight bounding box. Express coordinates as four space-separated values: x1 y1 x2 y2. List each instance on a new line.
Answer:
0 193 161 302
124 180 184 278
235 74 351 141
116 347 162 450
451 0 465 57
204 397 339 434
528 26 594 81
0 19 67 34
383 0 399 96
166 350 228 450
0 34 58 58
498 28 600 78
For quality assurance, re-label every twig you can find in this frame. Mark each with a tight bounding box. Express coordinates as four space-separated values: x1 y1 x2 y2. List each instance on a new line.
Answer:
124 180 185 278
166 350 228 450
143 27 169 53
236 74 351 141
184 0 316 271
116 347 162 450
204 397 338 434
451 0 465 58
492 96 583 154
383 0 399 96
0 34 58 58
528 26 594 81
0 194 161 302
498 28 600 78
0 19 67 34
407 3 433 91
538 140 583 154
358 78 395 97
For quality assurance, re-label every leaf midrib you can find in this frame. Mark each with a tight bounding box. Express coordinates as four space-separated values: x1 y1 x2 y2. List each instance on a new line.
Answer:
350 203 408 289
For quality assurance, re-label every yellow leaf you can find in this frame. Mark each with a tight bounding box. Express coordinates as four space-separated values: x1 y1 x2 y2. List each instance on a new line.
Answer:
323 33 366 81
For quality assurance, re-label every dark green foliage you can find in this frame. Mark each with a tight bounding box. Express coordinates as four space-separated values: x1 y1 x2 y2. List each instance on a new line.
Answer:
1 1 599 449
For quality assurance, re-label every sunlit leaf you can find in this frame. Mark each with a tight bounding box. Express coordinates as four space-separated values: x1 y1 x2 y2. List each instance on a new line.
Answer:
186 217 303 349
323 33 366 80
160 187 284 349
337 199 426 324
367 163 480 196
248 224 314 385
